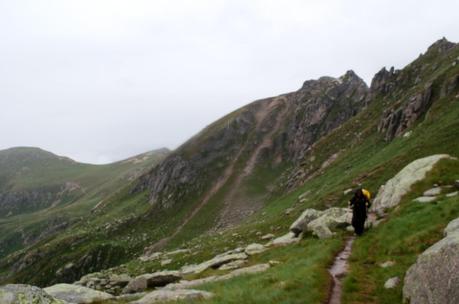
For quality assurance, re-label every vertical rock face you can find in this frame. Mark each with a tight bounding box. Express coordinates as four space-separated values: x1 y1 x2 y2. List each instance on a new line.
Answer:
403 217 459 304
378 84 433 140
375 38 458 141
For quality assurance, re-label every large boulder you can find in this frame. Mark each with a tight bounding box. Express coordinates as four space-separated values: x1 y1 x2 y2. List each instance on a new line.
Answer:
289 209 323 235
403 217 459 304
371 154 453 214
307 208 352 239
0 284 67 304
44 283 113 303
289 207 351 239
123 271 181 294
132 289 213 304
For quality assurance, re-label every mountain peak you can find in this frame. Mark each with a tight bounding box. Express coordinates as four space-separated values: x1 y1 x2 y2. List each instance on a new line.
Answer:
426 37 456 54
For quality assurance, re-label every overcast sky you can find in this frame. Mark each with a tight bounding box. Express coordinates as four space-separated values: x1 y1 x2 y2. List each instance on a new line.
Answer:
1 0 458 164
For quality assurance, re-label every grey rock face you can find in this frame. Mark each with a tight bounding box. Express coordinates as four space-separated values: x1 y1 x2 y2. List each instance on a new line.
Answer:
403 217 459 304
289 209 323 236
378 84 433 141
0 284 67 304
44 283 113 304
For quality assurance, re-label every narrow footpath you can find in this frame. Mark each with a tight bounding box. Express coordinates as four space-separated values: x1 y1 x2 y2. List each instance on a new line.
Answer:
328 236 355 304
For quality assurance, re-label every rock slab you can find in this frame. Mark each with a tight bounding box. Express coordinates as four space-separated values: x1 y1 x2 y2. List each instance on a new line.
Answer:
44 283 113 303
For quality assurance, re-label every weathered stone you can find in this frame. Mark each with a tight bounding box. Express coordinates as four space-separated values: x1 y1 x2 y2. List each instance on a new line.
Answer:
244 243 267 255
423 187 442 196
139 252 162 262
446 191 458 198
289 209 323 235
371 155 453 214
384 277 400 289
260 233 275 240
444 218 459 236
218 259 246 270
270 232 301 246
180 252 248 275
160 259 172 266
414 196 437 203
44 283 113 303
403 217 459 304
0 284 67 304
132 289 213 304
123 271 181 294
306 208 352 239
379 261 395 268
165 264 270 290
343 188 353 195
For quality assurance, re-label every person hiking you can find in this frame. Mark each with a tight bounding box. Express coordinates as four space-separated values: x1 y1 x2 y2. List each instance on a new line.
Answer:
348 188 371 236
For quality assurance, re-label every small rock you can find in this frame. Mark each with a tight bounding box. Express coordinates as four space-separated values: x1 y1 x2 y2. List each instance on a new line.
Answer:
384 276 400 289
446 191 458 198
380 261 395 268
244 243 267 255
270 232 301 246
160 259 172 266
414 196 437 203
260 233 275 240
423 187 442 196
123 271 181 294
268 260 281 266
218 259 246 270
284 208 295 215
346 225 354 232
343 188 353 195
403 131 412 138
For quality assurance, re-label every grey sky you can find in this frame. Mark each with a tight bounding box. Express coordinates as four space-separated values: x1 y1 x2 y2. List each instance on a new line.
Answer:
1 0 458 164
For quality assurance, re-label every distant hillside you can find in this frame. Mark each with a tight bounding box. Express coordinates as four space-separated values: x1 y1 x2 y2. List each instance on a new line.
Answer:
0 147 169 217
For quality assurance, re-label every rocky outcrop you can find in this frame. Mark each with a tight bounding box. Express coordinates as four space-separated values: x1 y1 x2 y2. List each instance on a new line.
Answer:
132 289 214 304
378 84 433 141
44 284 113 304
403 217 459 304
0 284 67 304
371 154 454 214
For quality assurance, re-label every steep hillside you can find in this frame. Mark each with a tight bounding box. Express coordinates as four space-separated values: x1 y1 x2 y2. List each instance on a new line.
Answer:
0 38 458 304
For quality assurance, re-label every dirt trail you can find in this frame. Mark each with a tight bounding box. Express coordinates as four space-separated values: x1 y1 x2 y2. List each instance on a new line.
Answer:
146 98 285 252
216 97 290 228
328 237 355 304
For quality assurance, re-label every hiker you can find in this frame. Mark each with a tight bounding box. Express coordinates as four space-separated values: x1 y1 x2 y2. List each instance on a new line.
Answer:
348 188 371 235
